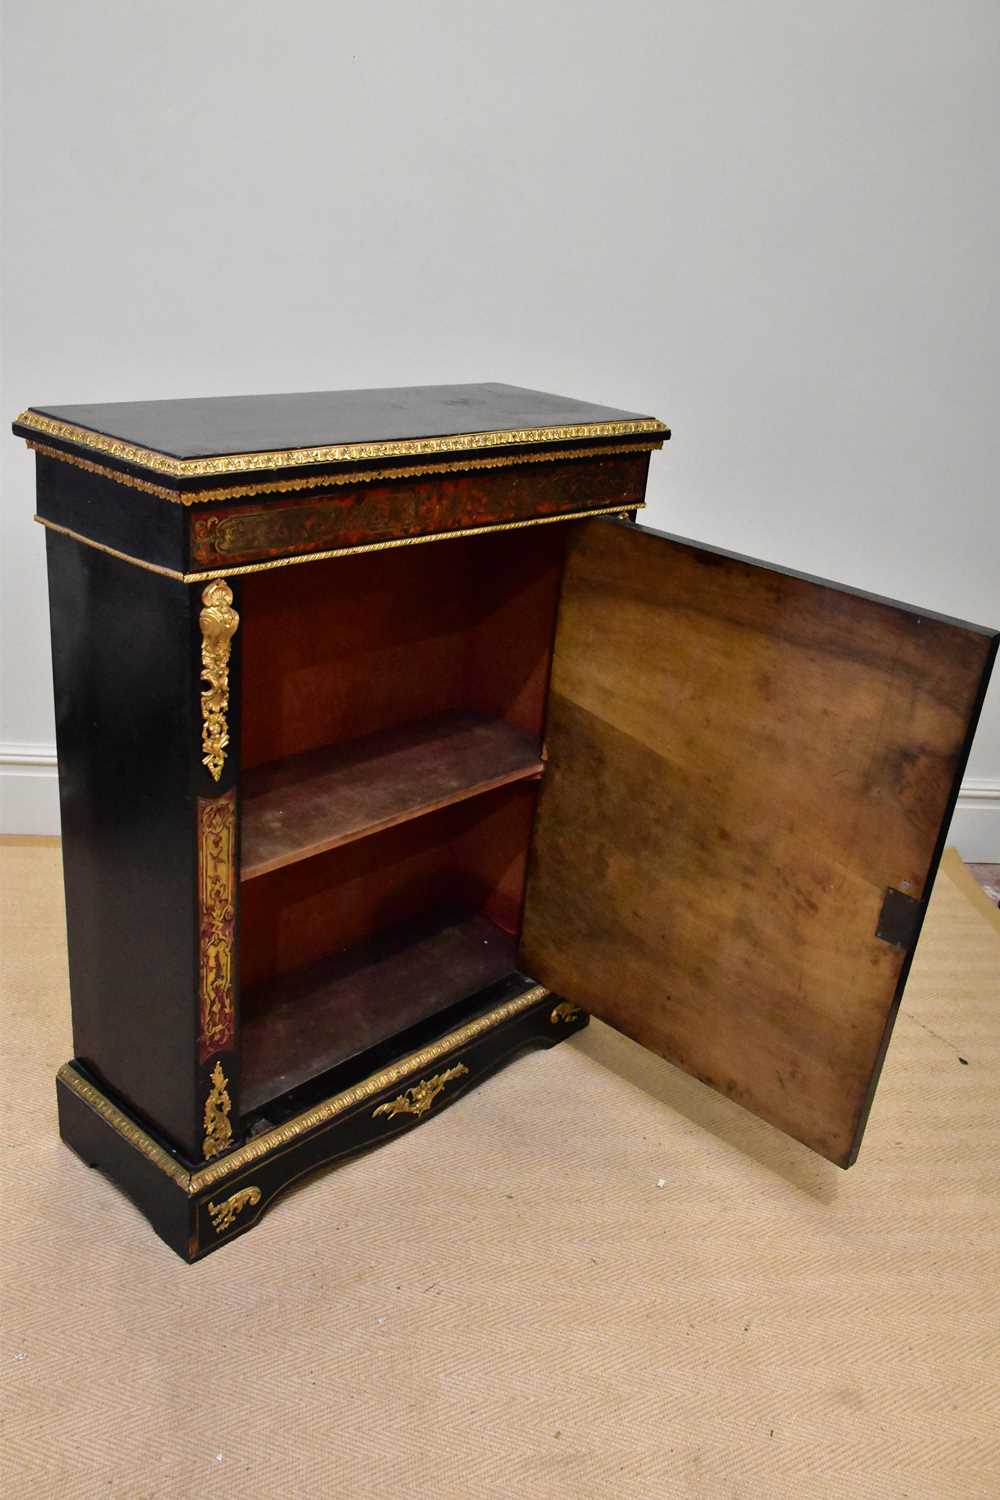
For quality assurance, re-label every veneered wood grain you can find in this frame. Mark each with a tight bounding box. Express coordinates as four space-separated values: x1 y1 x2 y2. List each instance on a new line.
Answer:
240 780 538 994
241 712 543 880
239 528 566 768
519 519 997 1166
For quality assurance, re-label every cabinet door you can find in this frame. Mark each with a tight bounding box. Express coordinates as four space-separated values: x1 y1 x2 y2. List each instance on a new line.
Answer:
519 519 996 1166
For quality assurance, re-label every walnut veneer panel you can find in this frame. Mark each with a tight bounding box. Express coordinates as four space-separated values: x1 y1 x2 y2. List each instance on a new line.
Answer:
239 528 566 769
520 519 996 1166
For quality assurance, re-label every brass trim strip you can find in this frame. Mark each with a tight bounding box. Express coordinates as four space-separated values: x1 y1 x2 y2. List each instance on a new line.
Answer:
56 1063 192 1190
34 517 187 579
57 984 550 1195
34 503 645 582
26 441 184 500
26 436 662 505
17 409 668 478
189 504 645 580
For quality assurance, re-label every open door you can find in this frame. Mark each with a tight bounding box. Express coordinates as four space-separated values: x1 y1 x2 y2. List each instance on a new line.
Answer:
519 519 997 1166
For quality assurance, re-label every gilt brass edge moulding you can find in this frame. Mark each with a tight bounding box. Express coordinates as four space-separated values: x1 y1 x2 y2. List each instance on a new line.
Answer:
56 1063 193 1189
26 436 663 504
56 984 550 1195
34 504 646 581
16 409 668 478
26 441 182 500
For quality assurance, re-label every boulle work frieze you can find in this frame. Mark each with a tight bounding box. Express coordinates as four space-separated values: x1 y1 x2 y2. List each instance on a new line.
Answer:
189 455 649 567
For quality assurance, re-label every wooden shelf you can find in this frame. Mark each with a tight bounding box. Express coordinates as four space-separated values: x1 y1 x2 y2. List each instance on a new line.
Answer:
240 712 543 880
240 909 517 1114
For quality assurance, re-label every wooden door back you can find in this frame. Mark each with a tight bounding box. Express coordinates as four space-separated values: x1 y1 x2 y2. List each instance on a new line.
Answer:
519 519 996 1165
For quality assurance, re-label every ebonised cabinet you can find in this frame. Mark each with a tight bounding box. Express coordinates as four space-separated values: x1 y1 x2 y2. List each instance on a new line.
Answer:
13 383 996 1260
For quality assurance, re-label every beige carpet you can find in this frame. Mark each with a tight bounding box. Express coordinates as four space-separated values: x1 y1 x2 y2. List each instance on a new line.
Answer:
2 843 999 1499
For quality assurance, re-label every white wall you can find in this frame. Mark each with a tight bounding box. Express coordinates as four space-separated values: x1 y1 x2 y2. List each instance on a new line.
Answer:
2 0 998 854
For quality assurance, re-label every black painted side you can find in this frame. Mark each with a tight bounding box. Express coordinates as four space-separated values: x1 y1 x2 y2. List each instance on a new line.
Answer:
56 1079 195 1256
46 530 204 1154
35 453 186 572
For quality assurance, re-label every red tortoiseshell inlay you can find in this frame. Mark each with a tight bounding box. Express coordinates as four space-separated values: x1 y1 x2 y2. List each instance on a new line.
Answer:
188 453 649 568
198 790 237 1061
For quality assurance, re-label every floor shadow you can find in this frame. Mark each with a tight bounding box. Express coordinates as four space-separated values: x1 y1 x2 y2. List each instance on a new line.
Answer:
569 1019 842 1205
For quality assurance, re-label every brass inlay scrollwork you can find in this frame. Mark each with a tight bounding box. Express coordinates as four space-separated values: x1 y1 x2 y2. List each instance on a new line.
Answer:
207 1186 261 1234
198 791 236 1058
202 1060 233 1160
199 580 239 780
550 1000 584 1024
372 1064 469 1121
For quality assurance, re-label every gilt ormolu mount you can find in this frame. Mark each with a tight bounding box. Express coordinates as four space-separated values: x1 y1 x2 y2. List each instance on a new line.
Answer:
13 382 996 1259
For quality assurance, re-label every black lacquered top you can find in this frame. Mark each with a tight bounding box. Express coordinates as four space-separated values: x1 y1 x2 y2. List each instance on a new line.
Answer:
14 382 667 480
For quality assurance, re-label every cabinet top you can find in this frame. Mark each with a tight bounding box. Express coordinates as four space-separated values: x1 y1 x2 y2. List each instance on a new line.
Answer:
13 382 668 482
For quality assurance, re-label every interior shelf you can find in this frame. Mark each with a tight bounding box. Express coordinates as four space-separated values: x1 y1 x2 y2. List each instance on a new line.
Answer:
239 909 518 1113
241 712 544 881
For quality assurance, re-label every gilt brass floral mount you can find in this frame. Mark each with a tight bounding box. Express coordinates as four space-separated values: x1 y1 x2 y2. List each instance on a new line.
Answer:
202 1060 233 1160
372 1064 469 1121
199 580 239 781
207 1186 261 1234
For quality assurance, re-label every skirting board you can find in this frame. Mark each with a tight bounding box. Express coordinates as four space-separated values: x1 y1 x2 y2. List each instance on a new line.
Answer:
0 746 61 839
947 779 1000 862
1 745 999 860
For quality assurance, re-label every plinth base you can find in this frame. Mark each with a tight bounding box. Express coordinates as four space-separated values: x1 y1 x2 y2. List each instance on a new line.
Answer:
55 983 587 1262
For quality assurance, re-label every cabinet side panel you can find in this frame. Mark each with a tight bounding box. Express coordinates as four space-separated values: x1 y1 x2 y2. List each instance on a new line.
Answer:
46 531 202 1155
35 453 187 572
